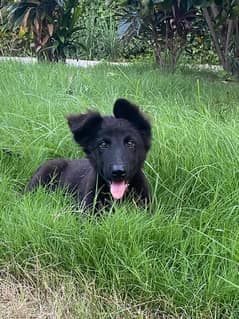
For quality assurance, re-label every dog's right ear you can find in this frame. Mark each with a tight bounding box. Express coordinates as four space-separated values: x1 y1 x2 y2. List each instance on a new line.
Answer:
67 111 102 151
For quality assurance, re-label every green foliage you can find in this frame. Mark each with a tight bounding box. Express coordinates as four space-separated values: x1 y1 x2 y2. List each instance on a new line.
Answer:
115 0 239 73
1 0 239 74
76 3 121 61
46 0 83 61
76 1 150 61
7 0 62 60
184 12 219 64
6 0 83 61
0 1 31 56
116 0 201 71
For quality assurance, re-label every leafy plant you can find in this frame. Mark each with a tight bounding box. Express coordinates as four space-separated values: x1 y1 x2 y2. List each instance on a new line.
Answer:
7 0 63 60
7 0 83 62
184 11 218 65
47 0 83 61
116 0 200 71
0 0 28 56
77 2 122 61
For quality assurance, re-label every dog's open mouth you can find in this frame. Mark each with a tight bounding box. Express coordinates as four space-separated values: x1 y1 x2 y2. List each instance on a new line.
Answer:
110 181 128 200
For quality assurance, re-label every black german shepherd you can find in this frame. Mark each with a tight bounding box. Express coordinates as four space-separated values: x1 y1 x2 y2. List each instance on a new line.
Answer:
27 99 151 210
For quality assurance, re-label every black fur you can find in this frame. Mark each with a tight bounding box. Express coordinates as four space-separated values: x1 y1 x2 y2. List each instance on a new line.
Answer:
26 99 152 211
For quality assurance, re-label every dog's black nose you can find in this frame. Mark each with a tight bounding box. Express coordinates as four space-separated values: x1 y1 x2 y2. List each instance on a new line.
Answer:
112 165 126 179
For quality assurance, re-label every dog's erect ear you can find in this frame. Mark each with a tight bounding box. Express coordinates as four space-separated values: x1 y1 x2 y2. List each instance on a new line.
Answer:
67 111 102 151
113 98 151 151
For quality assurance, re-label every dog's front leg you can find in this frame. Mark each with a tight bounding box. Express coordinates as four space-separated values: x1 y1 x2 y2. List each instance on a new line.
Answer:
76 171 102 213
129 170 151 206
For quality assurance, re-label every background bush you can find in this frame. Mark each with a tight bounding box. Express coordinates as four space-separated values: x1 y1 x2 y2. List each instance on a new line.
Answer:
0 0 223 67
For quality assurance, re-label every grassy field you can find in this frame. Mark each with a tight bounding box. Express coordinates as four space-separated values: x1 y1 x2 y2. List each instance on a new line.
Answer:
1 61 239 318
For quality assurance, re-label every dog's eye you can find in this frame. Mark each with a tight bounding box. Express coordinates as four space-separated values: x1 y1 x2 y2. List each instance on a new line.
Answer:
126 140 135 148
99 141 110 149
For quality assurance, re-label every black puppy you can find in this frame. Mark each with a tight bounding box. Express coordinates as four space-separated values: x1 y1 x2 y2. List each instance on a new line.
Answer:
27 99 151 210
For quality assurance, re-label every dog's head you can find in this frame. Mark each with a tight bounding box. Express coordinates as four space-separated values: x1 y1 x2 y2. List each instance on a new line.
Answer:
67 99 151 200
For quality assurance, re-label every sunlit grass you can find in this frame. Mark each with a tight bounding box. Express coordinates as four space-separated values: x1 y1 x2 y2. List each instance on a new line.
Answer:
1 61 239 318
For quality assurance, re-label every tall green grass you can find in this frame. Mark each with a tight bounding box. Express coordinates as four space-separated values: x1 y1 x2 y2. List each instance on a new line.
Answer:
1 61 239 317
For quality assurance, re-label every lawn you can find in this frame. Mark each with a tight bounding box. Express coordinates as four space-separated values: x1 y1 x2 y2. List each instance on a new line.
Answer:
1 61 239 318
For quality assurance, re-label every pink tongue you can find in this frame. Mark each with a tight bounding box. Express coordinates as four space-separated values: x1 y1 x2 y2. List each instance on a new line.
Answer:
110 181 127 200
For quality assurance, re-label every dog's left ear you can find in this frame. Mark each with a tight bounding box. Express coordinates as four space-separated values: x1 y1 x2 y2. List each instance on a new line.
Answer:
113 98 151 151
